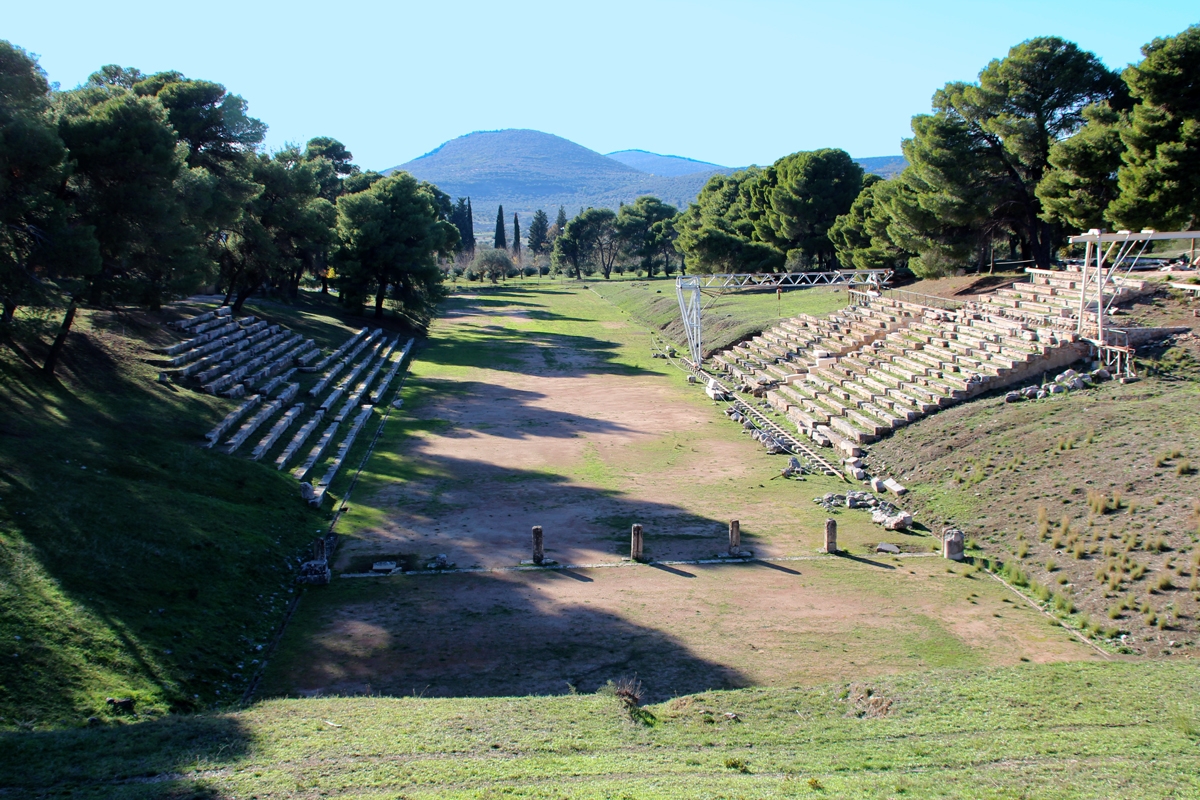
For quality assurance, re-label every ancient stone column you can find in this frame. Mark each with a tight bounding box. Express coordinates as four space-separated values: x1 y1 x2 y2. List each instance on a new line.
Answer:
728 520 741 555
823 518 837 554
943 528 965 561
630 523 644 562
532 525 544 565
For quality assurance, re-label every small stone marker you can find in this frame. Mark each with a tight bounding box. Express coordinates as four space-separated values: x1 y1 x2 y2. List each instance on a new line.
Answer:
729 519 740 552
630 523 644 562
876 543 900 554
943 528 965 561
532 525 544 565
882 478 908 496
823 518 838 554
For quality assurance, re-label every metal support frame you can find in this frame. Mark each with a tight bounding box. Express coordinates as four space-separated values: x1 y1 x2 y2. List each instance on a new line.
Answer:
1069 229 1200 377
675 270 892 366
676 276 703 366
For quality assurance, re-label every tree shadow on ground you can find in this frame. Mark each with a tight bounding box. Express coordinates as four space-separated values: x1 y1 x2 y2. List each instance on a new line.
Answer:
267 568 750 704
0 712 248 798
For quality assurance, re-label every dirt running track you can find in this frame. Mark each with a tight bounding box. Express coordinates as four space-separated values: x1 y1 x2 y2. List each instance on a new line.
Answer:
268 288 1100 701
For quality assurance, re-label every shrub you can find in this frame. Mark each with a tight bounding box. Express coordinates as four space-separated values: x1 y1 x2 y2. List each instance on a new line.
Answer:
470 248 515 283
724 757 750 773
1016 543 1029 559
1156 573 1174 592
1177 460 1194 476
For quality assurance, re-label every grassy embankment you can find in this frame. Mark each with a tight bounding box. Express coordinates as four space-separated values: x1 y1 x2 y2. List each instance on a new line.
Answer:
586 279 847 355
2 661 1198 798
0 293 410 728
867 364 1200 657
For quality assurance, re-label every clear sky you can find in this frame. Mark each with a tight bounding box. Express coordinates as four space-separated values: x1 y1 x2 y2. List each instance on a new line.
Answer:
7 1 1198 171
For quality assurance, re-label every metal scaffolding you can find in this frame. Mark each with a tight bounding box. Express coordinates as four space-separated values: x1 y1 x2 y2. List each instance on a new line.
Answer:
675 270 892 366
1069 229 1200 376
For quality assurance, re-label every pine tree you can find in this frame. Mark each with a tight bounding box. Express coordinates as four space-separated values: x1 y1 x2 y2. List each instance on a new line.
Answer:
513 213 521 260
465 198 475 252
528 209 551 255
494 205 507 250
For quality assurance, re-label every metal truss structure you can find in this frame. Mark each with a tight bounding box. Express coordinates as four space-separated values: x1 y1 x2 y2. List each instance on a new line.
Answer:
1069 229 1200 376
675 270 893 366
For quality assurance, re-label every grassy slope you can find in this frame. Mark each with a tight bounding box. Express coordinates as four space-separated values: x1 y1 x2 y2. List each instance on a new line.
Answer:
0 294 389 728
2 661 1197 798
865 374 1200 657
587 279 848 355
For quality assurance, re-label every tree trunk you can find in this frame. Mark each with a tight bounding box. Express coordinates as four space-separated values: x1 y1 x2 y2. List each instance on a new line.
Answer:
2 299 16 326
232 284 255 314
321 274 329 295
374 282 387 319
42 296 78 377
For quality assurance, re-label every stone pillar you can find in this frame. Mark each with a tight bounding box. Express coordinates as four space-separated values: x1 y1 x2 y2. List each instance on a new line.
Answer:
728 520 741 555
313 537 327 562
531 525 544 565
630 523 644 562
823 518 837 554
943 528 965 561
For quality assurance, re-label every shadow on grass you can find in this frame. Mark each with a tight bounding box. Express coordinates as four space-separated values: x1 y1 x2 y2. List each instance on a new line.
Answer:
0 713 249 797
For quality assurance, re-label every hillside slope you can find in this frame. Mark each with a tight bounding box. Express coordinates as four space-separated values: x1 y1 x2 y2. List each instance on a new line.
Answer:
605 149 733 176
0 296 389 727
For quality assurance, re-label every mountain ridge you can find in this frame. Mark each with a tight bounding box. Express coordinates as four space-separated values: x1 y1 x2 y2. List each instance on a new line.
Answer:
385 130 905 241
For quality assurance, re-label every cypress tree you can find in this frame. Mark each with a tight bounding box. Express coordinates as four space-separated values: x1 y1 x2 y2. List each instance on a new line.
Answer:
465 197 475 252
513 213 521 260
528 209 550 254
494 205 507 250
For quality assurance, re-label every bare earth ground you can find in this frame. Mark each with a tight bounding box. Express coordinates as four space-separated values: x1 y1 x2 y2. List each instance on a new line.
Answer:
264 287 1099 701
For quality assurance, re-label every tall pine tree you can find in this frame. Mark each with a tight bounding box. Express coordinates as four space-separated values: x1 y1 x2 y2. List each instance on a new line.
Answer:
527 209 550 255
465 197 474 252
513 213 521 260
494 205 506 249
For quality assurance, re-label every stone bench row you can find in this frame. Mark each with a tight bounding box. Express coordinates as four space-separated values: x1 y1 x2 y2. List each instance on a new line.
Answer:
308 327 370 374
334 337 399 422
302 405 375 507
307 329 382 394
224 391 290 453
244 338 313 390
292 419 339 481
275 409 326 471
182 325 281 377
370 338 414 404
250 403 305 461
258 368 298 398
204 394 263 446
160 319 244 357
194 328 290 384
171 306 231 332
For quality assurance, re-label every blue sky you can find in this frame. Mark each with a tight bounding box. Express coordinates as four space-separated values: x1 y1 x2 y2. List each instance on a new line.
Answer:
7 1 1197 171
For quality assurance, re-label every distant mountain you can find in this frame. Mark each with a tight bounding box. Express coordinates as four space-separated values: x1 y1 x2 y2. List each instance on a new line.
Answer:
388 130 724 239
605 149 733 177
856 155 907 179
386 130 906 244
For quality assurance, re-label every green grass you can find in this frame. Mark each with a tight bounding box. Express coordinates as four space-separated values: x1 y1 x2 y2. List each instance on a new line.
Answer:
587 279 848 354
0 293 396 727
2 661 1197 798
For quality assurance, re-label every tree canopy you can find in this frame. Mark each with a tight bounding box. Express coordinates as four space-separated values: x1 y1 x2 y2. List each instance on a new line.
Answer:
334 171 459 323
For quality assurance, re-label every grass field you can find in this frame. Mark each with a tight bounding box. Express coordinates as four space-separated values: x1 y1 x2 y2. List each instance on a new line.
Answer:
3 661 1198 798
585 278 848 355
